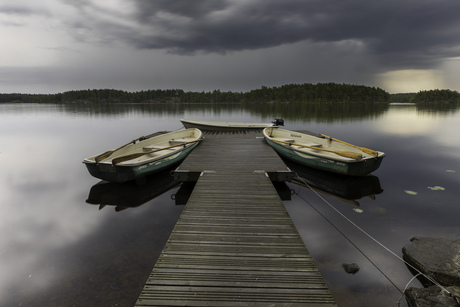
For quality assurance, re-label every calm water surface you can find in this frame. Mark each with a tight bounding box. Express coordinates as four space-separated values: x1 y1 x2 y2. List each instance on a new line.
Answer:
1 103 459 306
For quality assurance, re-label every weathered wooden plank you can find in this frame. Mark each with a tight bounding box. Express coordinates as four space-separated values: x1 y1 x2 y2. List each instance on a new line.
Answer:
136 132 336 306
168 233 303 245
147 268 326 284
154 255 320 271
137 285 335 306
174 131 294 181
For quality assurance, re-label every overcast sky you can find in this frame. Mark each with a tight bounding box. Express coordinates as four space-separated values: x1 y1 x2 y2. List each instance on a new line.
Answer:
1 0 460 94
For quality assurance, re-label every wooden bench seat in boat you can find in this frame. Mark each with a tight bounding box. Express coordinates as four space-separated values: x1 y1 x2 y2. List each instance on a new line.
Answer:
143 145 170 151
169 138 195 145
273 138 322 148
298 143 322 148
275 138 295 143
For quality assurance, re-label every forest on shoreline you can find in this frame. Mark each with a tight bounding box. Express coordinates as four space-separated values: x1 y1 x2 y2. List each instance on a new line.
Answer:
391 89 460 104
0 83 390 104
0 83 458 105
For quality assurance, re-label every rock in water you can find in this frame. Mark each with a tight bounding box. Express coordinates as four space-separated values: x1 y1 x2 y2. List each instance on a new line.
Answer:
342 263 360 274
402 237 460 286
405 286 460 307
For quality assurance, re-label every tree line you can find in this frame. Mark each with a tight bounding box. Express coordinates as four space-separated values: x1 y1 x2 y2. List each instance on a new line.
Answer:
3 85 459 105
411 89 460 104
390 89 460 104
0 83 392 104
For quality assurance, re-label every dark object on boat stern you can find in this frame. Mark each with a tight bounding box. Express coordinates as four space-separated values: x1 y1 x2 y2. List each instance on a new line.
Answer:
272 118 284 126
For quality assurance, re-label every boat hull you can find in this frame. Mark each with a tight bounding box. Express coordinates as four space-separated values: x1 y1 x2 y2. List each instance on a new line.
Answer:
263 128 385 176
84 145 197 182
181 119 277 131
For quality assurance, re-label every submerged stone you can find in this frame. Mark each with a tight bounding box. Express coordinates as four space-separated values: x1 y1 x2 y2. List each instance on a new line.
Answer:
405 286 460 307
402 237 460 286
342 263 360 274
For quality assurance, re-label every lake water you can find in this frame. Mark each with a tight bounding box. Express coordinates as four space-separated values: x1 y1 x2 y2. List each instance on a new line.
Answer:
1 103 459 306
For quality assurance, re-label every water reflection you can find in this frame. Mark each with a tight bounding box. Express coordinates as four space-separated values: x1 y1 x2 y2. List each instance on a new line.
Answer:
416 102 460 115
8 102 392 123
1 103 459 307
286 159 383 207
377 104 442 136
244 102 390 123
86 167 181 212
6 101 458 122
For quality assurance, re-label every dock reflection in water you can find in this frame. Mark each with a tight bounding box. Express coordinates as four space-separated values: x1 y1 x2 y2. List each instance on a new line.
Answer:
284 159 383 206
86 166 187 211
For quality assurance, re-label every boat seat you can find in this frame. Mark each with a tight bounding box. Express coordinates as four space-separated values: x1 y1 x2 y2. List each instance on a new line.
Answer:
169 138 194 145
273 138 295 143
292 144 323 151
304 143 322 148
273 138 322 148
143 145 167 151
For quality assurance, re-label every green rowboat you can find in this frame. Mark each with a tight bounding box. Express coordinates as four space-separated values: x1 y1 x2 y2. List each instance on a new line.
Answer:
83 129 202 183
263 128 385 176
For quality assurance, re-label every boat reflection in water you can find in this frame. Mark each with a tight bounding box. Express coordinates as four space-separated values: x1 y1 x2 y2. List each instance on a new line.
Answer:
86 166 193 211
86 166 292 212
284 159 383 206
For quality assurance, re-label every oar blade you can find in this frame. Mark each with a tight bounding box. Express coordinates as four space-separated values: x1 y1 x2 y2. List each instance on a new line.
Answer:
94 136 144 163
336 151 363 160
95 150 114 163
360 148 379 157
320 133 378 157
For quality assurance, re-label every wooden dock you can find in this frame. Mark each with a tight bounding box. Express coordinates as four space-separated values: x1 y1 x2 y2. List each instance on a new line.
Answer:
135 131 336 306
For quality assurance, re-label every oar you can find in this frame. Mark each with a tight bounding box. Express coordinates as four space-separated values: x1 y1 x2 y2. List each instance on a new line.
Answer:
320 134 378 157
112 139 202 165
273 139 363 160
95 136 145 163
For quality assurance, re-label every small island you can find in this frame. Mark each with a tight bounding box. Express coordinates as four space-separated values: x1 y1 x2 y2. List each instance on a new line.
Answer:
391 89 460 104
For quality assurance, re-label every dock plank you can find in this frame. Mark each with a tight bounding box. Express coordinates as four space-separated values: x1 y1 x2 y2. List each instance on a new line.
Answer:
136 132 336 306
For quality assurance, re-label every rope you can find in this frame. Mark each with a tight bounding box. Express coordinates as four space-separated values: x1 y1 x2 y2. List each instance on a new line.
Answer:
291 173 452 298
397 273 421 306
294 187 403 294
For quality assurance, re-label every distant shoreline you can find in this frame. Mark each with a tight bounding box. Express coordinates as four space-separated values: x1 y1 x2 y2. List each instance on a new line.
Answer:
1 84 459 104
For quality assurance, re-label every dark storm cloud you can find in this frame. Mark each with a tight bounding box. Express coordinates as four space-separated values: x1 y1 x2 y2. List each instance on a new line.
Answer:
60 0 460 70
129 0 315 53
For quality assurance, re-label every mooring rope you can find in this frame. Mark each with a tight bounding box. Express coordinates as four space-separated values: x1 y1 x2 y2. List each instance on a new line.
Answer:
293 184 403 294
291 173 452 299
397 273 422 306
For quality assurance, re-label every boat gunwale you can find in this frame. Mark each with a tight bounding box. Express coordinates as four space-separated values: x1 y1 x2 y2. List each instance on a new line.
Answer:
276 141 384 163
83 128 202 166
86 145 193 167
263 128 385 162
